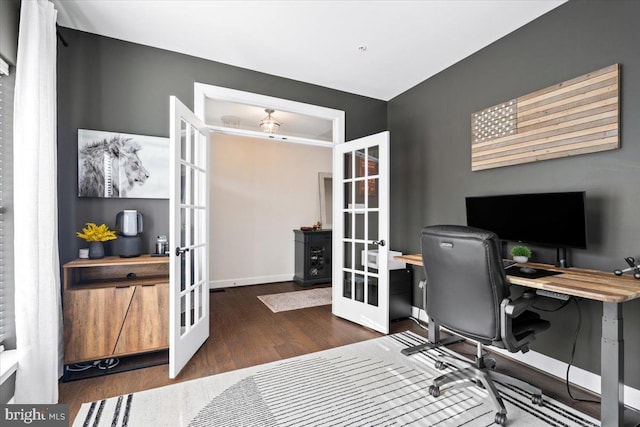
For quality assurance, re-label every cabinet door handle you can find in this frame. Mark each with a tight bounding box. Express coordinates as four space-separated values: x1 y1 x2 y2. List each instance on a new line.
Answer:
115 285 131 289
175 246 190 256
370 240 386 247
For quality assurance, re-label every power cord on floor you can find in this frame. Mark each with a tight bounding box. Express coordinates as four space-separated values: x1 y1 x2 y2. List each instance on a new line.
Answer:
66 362 97 372
566 297 600 404
408 316 429 331
66 358 120 372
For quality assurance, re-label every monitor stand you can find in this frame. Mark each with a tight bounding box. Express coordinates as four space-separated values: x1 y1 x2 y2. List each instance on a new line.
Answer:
556 247 568 268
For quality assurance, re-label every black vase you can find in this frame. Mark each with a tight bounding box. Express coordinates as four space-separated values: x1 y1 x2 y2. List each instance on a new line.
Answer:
88 241 105 259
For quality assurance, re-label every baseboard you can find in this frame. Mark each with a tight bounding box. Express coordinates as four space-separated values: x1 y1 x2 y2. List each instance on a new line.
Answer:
411 306 640 411
209 274 293 289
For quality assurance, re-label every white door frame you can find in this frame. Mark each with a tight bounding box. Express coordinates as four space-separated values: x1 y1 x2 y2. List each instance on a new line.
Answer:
192 83 345 290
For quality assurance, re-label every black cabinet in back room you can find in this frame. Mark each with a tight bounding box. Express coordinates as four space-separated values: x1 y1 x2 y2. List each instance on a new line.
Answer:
293 229 332 286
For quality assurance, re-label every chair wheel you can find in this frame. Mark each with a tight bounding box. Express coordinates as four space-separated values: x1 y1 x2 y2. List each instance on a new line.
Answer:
532 394 544 405
429 385 440 397
435 361 446 370
494 412 506 425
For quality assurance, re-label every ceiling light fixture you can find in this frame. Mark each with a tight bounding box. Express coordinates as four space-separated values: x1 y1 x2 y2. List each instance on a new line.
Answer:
259 108 281 134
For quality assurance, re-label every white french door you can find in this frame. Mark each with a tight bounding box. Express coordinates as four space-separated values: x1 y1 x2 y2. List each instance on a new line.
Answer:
169 96 210 378
332 131 390 334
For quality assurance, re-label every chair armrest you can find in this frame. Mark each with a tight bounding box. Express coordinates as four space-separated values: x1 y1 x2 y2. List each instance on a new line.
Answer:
499 291 542 353
503 291 536 317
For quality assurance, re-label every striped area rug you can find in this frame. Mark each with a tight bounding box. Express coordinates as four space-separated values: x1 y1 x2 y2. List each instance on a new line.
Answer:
75 331 599 426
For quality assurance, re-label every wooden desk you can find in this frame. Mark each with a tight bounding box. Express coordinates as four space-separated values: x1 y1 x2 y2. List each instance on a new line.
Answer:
396 254 640 427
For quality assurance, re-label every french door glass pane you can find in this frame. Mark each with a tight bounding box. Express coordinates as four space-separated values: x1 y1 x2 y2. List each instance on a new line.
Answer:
368 211 379 241
180 120 188 160
344 212 352 238
180 295 187 330
188 168 194 205
189 208 195 247
342 271 352 299
343 182 352 208
355 181 365 205
368 178 379 208
344 152 353 179
180 165 187 205
355 242 365 272
367 243 379 274
355 149 366 178
355 213 365 240
189 247 195 286
368 146 379 175
367 276 379 306
354 273 365 302
343 241 352 269
189 290 196 326
198 285 205 320
190 127 197 165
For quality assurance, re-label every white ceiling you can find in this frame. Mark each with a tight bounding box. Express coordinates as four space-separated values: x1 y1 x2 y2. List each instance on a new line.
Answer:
53 0 565 101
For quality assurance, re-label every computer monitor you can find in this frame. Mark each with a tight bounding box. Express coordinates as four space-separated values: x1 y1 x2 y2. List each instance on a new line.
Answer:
465 191 587 266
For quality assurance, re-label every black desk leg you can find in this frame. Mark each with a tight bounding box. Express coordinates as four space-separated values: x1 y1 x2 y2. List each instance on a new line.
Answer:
401 319 463 356
601 302 624 427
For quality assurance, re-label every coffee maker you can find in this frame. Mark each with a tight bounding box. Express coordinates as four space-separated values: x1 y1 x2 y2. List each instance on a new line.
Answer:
115 210 143 257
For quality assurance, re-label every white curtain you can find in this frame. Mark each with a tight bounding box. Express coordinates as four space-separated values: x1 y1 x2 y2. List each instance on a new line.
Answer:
13 0 62 404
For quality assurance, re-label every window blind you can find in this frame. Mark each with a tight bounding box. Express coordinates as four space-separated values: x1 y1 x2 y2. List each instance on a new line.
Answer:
0 58 14 350
0 70 6 347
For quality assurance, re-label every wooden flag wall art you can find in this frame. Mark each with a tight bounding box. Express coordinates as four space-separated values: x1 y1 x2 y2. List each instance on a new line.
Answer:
471 64 619 171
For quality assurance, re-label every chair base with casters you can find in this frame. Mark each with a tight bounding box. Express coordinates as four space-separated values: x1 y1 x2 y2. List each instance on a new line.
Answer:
428 341 544 425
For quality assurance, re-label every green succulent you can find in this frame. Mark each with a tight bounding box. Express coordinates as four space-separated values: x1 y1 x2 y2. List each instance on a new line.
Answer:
510 245 532 258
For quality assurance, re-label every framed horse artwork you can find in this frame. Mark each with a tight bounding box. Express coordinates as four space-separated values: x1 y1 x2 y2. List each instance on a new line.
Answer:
77 129 169 199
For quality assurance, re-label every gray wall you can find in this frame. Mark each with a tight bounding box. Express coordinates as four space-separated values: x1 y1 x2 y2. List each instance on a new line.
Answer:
389 0 640 388
57 28 387 267
0 0 19 65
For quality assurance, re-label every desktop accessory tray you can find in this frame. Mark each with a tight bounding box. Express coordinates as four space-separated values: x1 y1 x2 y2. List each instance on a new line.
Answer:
506 267 563 279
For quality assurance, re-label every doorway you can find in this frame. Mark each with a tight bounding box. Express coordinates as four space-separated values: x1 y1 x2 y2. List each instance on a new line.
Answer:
208 132 332 288
194 83 345 289
194 84 392 336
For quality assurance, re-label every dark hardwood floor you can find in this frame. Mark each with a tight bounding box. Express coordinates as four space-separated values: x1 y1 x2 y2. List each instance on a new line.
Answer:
59 281 602 423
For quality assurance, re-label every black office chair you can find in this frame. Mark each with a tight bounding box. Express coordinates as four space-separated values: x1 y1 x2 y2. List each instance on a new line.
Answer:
421 225 550 425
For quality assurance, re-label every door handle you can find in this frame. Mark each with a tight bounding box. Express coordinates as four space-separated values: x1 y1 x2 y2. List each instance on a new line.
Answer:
370 240 386 247
175 246 190 256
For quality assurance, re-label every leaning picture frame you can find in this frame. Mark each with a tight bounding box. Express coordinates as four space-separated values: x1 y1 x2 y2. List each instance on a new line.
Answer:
77 129 169 199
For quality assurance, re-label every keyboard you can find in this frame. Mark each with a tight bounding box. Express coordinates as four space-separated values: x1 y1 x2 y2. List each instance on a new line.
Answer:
503 259 517 269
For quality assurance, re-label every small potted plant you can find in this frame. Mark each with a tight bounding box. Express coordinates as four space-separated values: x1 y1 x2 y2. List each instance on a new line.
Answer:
510 245 532 263
76 222 117 259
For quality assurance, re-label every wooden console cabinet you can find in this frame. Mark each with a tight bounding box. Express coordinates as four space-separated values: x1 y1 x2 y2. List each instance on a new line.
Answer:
62 255 169 365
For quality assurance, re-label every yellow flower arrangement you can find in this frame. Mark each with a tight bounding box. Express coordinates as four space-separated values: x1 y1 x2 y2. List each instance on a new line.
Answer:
76 223 118 242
